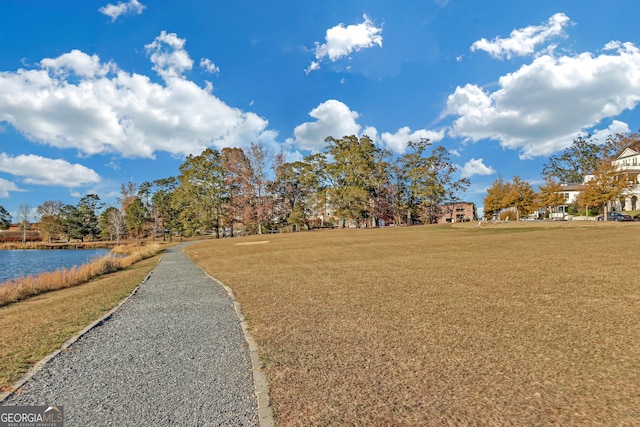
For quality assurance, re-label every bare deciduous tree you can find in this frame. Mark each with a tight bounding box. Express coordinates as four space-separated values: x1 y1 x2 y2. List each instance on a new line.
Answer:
17 204 32 244
108 208 126 245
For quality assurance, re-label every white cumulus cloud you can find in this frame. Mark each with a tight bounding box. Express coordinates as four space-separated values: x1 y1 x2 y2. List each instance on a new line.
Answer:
145 31 194 80
380 127 446 154
590 120 630 144
0 154 101 187
471 13 571 59
99 0 146 21
287 101 444 155
0 177 24 198
200 58 220 74
287 100 361 151
461 158 496 178
305 61 321 75
40 50 115 78
446 41 640 158
307 14 382 73
0 32 272 160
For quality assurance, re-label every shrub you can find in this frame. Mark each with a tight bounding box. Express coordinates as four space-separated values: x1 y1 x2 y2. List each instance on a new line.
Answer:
499 210 518 221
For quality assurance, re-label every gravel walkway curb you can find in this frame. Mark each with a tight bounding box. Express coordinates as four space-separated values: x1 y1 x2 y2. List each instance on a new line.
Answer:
1 244 270 426
197 270 275 427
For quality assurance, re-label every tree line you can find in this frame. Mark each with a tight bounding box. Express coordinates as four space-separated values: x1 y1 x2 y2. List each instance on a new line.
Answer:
483 132 640 219
0 135 470 242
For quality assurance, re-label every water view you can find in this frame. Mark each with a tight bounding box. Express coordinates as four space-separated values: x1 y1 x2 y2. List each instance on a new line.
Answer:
0 249 110 283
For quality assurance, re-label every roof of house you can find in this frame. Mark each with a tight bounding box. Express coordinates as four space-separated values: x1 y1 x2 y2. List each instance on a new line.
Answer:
615 140 640 158
559 183 584 191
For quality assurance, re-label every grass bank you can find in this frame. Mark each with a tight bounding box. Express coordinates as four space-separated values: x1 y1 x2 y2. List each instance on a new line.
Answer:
0 254 161 390
186 221 640 425
0 244 164 307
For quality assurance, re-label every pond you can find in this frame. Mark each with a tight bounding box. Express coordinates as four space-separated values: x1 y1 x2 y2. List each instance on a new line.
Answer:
0 249 111 283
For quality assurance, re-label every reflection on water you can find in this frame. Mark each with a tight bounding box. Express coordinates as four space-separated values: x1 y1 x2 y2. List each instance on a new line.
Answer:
0 249 110 283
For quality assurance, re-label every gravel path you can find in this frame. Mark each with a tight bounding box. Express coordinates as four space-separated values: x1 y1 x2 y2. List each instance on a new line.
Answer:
3 244 260 426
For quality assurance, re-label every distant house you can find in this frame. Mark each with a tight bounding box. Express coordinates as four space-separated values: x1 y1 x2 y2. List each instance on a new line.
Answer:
550 182 584 219
557 183 583 205
436 202 477 224
610 141 640 210
552 141 640 216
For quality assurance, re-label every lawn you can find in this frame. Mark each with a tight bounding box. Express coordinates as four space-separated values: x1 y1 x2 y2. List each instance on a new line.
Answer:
185 221 640 426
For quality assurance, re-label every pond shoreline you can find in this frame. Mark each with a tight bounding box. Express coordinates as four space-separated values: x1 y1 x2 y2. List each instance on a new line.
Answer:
0 242 120 250
0 248 113 284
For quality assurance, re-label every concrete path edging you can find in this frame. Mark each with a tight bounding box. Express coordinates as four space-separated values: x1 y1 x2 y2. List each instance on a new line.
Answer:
197 266 276 427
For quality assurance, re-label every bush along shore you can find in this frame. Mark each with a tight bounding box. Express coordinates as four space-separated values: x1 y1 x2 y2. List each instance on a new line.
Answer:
0 244 164 307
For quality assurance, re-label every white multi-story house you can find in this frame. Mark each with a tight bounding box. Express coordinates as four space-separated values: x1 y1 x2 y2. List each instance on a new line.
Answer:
557 141 640 214
611 141 640 211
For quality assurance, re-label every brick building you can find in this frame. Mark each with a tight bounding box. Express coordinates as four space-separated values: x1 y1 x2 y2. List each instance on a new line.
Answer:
436 202 477 224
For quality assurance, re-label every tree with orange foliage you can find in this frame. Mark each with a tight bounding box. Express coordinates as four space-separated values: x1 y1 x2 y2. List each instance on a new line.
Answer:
581 159 633 218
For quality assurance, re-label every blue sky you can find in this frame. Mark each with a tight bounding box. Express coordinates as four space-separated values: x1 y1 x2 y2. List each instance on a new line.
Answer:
1 1 640 218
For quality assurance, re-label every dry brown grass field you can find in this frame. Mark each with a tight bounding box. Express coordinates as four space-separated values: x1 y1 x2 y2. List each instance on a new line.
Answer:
186 221 640 426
